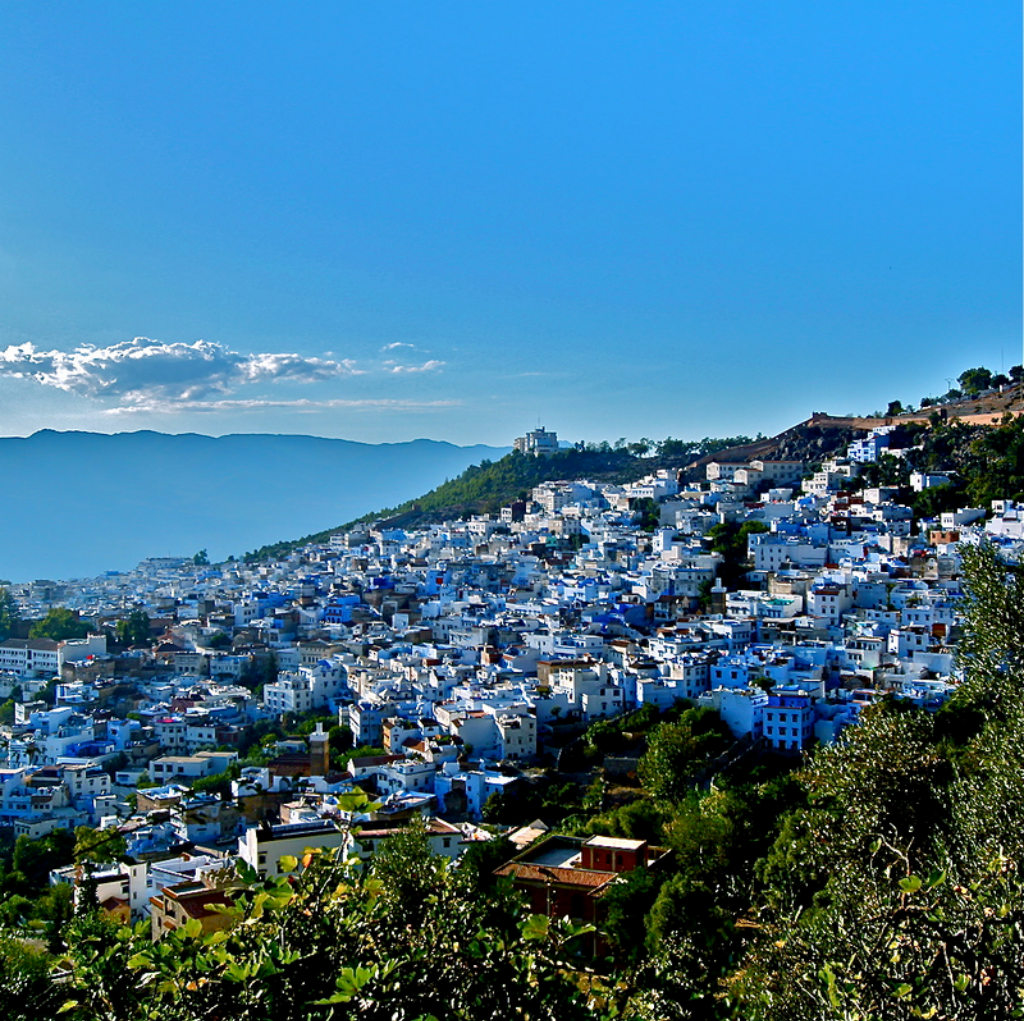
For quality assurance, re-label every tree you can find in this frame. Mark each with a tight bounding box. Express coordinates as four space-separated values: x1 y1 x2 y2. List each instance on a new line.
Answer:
8 830 75 894
657 437 696 460
911 480 964 520
734 542 1024 1020
638 709 731 802
115 610 151 647
192 549 210 566
59 844 601 1021
0 937 62 1021
73 826 126 865
29 607 90 641
964 414 1024 506
633 497 662 532
707 519 769 588
958 366 993 395
601 866 666 964
952 541 1024 702
0 587 20 640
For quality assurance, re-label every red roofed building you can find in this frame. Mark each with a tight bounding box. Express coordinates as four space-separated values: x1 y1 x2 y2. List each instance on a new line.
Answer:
494 833 670 953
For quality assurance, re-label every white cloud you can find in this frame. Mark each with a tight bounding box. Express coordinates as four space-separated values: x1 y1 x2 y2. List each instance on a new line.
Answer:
385 359 446 374
0 337 362 405
103 397 460 415
380 341 416 351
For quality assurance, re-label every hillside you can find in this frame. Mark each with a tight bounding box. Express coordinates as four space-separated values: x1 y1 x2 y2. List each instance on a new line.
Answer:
354 422 866 522
254 380 1024 560
246 426 865 560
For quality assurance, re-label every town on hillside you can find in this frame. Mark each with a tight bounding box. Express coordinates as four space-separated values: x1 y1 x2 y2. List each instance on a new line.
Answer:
0 400 1022 941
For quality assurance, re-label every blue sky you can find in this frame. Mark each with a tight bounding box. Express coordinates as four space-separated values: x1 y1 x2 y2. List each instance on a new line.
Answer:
0 2 1019 446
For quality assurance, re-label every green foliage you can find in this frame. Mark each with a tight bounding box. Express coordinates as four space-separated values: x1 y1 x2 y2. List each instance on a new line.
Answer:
638 708 732 802
707 519 768 587
483 777 589 829
58 845 601 1021
28 607 91 641
457 835 518 892
646 871 735 963
205 630 232 650
632 497 662 532
858 451 910 489
958 365 993 395
60 911 140 1018
662 791 735 884
481 789 512 823
115 609 151 647
0 936 62 1020
737 845 1024 1020
579 796 671 844
328 723 352 751
336 744 387 770
583 701 662 756
601 866 666 965
910 479 964 519
735 540 1024 1019
0 587 20 640
904 415 1024 507
3 829 75 896
237 717 285 758
963 413 1024 506
188 765 239 799
958 542 1024 658
293 713 335 737
74 826 127 865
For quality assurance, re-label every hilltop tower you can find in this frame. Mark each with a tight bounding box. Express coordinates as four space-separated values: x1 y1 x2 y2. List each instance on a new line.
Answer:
309 722 330 777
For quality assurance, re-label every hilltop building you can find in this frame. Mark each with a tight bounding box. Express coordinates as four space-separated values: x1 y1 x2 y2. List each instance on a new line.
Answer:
513 427 559 457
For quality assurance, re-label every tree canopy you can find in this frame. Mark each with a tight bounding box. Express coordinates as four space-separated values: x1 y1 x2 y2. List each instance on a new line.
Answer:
28 607 91 641
58 842 602 1021
115 610 151 647
0 586 20 640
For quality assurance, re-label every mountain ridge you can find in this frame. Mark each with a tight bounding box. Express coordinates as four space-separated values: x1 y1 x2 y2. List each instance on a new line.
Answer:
0 431 508 582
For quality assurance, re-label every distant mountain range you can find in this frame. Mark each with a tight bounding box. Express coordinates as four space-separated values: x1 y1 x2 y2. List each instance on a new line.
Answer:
0 431 508 583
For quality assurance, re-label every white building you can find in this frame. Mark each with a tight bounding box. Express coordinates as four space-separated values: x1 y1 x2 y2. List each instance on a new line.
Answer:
513 427 559 457
0 638 60 677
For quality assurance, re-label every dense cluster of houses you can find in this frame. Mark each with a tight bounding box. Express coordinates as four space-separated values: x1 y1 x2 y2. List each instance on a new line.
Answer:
1 424 1019 936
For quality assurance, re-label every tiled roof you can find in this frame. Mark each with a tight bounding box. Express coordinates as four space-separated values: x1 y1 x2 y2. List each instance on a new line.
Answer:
493 863 614 889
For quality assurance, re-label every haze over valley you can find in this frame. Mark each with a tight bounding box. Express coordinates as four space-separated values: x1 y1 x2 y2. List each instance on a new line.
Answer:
0 431 506 582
